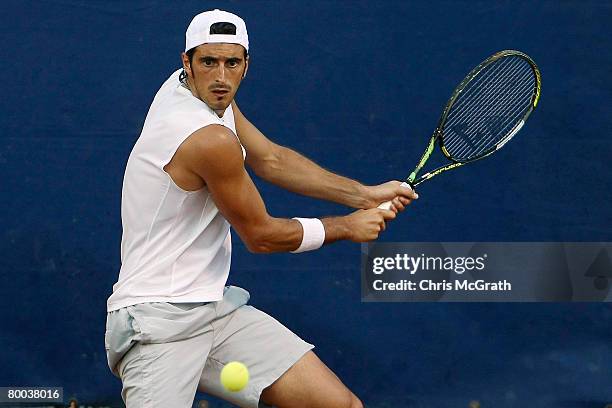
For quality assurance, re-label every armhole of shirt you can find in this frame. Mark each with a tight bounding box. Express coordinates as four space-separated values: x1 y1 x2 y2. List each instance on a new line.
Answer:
225 104 247 160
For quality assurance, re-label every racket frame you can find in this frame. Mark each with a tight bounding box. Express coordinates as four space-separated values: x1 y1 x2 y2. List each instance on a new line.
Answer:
407 50 541 188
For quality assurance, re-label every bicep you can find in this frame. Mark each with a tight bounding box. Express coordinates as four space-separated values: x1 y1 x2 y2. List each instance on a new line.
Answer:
208 160 270 238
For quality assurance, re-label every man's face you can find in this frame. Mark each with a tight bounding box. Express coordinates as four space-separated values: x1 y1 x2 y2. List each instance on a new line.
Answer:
181 43 248 115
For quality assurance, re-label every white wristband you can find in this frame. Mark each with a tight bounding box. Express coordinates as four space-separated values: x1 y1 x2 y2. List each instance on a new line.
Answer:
291 217 326 253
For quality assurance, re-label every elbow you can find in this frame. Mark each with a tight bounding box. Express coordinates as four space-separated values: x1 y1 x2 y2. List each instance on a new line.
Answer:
244 237 274 254
240 215 287 254
243 225 276 254
251 159 282 181
250 147 285 180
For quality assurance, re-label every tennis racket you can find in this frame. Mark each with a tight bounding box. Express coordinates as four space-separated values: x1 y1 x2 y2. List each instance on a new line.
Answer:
379 49 541 210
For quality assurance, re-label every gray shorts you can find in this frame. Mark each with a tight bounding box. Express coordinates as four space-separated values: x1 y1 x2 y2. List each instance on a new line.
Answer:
105 286 314 408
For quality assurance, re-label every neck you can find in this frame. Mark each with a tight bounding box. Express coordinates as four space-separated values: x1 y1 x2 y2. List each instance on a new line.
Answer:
184 78 225 118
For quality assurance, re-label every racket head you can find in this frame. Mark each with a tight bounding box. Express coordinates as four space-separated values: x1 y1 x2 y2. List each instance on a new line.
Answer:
436 50 541 163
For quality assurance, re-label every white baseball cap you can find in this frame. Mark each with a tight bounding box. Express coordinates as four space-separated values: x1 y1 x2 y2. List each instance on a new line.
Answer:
185 9 249 53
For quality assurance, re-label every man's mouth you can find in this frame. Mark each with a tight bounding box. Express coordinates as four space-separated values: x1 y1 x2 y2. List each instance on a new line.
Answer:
211 89 229 96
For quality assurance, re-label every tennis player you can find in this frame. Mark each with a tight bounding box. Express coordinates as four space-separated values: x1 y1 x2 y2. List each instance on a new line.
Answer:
105 9 417 408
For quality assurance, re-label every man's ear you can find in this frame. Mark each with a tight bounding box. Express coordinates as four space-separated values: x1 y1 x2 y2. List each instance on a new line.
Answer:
181 52 192 77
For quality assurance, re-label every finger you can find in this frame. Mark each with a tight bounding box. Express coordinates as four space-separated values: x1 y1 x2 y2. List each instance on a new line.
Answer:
392 198 405 212
396 184 419 200
396 188 418 200
379 217 387 231
399 197 411 206
379 209 396 220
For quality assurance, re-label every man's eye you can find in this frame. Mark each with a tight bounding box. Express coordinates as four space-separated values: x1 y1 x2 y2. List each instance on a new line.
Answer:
202 59 214 66
228 60 239 68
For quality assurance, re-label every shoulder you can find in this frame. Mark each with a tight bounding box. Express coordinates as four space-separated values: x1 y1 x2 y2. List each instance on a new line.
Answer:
179 124 244 176
188 124 240 151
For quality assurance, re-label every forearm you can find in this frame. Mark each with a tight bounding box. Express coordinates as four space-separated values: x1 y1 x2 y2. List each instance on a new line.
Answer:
245 216 351 254
257 146 369 208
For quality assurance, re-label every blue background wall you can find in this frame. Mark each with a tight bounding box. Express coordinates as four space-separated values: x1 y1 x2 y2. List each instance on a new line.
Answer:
1 1 611 406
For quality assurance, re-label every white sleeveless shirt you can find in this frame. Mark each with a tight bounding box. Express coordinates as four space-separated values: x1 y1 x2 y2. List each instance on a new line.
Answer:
107 69 244 312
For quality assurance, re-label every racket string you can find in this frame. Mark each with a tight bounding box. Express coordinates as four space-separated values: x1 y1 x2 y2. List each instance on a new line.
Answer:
445 68 530 152
452 74 533 157
444 57 531 116
448 70 534 158
441 56 536 160
444 59 528 133
445 62 529 136
461 77 534 155
444 57 524 126
443 70 528 154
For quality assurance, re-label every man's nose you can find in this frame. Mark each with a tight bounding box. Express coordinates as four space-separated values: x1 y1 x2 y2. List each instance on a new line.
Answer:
215 64 226 82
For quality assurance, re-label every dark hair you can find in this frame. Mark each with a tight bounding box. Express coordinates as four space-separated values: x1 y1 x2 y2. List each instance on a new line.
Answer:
210 22 236 35
180 21 248 84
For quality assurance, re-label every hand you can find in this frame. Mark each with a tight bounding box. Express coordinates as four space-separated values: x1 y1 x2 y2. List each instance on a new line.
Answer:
344 208 397 242
362 181 419 212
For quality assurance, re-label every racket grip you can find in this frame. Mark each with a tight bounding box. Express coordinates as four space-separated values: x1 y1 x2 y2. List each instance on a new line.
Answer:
377 182 413 210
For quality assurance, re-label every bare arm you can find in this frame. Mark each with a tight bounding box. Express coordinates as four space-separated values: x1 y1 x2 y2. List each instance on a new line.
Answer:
259 144 368 207
232 101 418 209
175 124 396 253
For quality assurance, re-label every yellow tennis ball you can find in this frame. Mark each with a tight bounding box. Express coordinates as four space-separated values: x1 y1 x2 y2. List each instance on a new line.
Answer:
220 361 249 392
